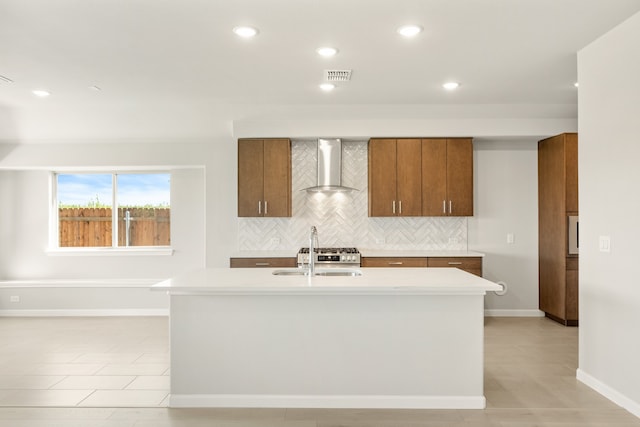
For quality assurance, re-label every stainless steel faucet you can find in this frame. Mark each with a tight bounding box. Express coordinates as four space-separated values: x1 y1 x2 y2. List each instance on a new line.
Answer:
309 226 318 276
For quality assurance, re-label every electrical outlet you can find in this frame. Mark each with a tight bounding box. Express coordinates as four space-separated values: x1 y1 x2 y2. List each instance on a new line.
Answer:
270 237 280 245
10 295 20 303
376 238 385 244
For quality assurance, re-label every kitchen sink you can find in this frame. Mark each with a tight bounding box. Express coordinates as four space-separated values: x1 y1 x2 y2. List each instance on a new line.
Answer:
272 268 362 277
271 269 308 276
315 269 362 276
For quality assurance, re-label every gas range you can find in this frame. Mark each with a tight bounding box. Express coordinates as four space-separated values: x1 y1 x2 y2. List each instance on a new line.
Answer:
297 247 361 268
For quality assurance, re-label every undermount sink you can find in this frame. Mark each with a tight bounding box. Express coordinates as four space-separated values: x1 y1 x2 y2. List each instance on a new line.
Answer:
315 269 362 277
271 269 308 276
272 268 362 277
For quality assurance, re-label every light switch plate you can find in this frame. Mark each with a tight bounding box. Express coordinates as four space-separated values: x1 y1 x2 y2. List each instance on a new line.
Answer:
507 233 515 244
599 235 611 253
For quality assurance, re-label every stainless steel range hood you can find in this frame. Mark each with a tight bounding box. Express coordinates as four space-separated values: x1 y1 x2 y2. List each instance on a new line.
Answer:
304 138 357 192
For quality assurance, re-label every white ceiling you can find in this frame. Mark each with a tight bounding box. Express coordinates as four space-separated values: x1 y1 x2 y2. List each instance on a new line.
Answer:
1 0 640 141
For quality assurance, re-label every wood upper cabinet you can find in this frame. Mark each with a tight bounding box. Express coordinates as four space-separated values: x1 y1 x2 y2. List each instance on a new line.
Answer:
422 138 473 216
368 138 422 216
421 139 448 216
238 138 291 217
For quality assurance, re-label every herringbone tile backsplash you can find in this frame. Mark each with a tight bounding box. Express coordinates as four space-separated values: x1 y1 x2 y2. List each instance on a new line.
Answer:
238 140 467 251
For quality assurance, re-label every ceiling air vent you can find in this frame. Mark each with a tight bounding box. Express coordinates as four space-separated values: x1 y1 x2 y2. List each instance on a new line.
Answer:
0 75 14 84
324 69 352 82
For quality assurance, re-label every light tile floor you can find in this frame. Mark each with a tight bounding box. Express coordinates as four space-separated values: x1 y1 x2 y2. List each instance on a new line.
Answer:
0 316 639 426
0 316 169 408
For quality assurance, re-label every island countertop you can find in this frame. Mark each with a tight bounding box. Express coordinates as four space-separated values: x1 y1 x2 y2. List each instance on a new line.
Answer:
151 267 501 296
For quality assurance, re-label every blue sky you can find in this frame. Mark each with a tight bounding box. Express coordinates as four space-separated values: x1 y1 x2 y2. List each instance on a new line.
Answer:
57 173 170 207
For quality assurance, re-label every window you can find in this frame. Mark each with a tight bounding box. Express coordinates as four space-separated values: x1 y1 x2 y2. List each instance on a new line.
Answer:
54 172 171 248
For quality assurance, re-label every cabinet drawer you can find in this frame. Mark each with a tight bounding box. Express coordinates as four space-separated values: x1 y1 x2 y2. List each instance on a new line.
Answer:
427 257 482 276
361 257 428 267
230 257 297 268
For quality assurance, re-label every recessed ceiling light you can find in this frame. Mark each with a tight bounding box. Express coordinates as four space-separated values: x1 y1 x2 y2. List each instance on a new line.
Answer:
32 89 51 97
319 83 335 92
397 25 423 38
442 82 460 90
317 47 338 57
233 26 258 38
574 82 579 88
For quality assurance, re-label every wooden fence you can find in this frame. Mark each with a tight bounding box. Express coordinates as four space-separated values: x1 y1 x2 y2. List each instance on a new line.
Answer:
59 207 170 247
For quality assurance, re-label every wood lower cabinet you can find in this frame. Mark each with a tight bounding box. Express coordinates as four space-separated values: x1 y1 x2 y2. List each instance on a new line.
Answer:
422 138 474 216
538 132 578 326
427 257 482 277
361 256 482 277
361 257 428 268
368 138 422 216
230 257 297 268
238 138 291 217
565 257 579 322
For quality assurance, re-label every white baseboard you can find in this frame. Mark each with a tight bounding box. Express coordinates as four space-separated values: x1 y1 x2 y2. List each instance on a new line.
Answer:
577 369 640 419
0 309 169 317
484 309 545 317
169 394 486 409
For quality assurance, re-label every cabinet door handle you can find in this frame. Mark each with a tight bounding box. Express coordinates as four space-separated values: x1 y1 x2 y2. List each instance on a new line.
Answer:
448 261 463 265
258 201 262 215
443 200 446 214
264 200 268 215
449 200 452 214
389 261 404 265
392 200 396 214
399 200 402 214
255 262 270 266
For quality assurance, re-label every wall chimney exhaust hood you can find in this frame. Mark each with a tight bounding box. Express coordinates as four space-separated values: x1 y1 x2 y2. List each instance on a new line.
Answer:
304 138 357 192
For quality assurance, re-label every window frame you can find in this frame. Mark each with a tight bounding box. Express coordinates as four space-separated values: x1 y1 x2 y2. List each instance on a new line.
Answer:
49 170 173 255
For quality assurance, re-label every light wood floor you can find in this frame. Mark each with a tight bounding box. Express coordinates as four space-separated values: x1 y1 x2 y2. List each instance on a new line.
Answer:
0 316 638 426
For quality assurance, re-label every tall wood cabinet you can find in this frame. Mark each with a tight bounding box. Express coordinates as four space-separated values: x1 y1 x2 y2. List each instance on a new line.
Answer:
422 138 474 216
368 138 422 216
237 138 291 217
538 133 578 326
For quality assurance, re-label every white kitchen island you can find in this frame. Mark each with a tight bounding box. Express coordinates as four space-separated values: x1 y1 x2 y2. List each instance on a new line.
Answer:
152 267 501 409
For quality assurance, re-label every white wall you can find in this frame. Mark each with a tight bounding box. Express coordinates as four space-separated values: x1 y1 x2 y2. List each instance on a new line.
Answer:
577 10 640 417
0 140 237 273
0 114 559 314
0 140 238 313
0 168 206 280
0 136 543 314
468 140 540 315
